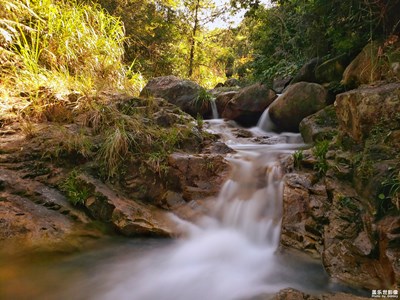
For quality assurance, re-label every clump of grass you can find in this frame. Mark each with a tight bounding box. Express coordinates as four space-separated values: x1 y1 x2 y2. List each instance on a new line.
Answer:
97 120 137 178
61 170 91 206
191 88 213 111
293 150 304 170
378 168 400 212
313 140 329 176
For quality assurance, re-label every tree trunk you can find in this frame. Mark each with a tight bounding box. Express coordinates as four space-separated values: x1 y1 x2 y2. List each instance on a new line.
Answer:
188 0 200 78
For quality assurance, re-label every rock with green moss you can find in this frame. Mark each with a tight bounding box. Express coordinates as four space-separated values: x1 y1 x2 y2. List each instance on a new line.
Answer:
299 105 339 143
269 82 328 132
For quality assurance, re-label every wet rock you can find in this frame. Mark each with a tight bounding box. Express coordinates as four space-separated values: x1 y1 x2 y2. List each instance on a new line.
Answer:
299 105 338 143
322 178 394 289
269 82 328 132
335 82 400 143
221 83 276 126
140 75 205 117
377 215 400 286
253 288 370 300
167 152 230 201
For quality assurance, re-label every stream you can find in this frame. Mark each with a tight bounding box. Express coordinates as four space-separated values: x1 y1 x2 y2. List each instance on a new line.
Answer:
0 112 364 300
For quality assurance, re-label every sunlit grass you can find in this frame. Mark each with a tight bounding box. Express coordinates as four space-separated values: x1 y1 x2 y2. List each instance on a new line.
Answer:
0 0 144 121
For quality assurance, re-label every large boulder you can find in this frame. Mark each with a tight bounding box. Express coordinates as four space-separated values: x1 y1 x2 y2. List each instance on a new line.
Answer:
221 83 276 126
342 40 400 88
268 82 328 132
140 76 206 117
341 42 381 87
335 82 400 143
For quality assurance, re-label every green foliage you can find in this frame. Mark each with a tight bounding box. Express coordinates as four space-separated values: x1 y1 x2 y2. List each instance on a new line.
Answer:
97 121 137 178
61 170 91 206
313 140 329 176
238 0 400 82
192 88 213 110
0 0 143 120
378 168 400 211
293 150 303 170
196 113 204 132
338 196 359 212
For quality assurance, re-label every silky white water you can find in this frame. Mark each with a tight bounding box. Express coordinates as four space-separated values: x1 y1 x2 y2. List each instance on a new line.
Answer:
67 119 335 300
0 115 366 300
210 98 219 119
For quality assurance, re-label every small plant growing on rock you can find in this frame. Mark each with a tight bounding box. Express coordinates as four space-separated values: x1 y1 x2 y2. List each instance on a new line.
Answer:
61 170 91 206
293 150 304 170
192 88 212 111
378 168 400 211
313 140 329 176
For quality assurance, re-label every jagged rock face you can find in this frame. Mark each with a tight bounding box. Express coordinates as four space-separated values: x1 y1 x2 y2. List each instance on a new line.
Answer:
335 82 400 143
281 173 328 258
140 75 206 117
285 82 400 289
167 152 230 202
221 83 276 126
269 82 328 132
281 171 398 289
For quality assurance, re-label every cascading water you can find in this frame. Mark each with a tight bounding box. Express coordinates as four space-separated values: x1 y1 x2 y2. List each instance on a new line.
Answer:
63 119 335 300
210 98 219 119
3 114 357 300
257 108 276 132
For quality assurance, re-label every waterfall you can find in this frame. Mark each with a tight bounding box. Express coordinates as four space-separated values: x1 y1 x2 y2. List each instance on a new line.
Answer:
257 108 277 132
79 121 333 300
210 98 219 119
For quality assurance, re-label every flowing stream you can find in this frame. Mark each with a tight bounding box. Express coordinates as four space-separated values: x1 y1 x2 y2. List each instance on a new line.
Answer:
1 114 360 299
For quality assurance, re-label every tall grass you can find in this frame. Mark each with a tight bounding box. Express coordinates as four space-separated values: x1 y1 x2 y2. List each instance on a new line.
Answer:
0 0 144 120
